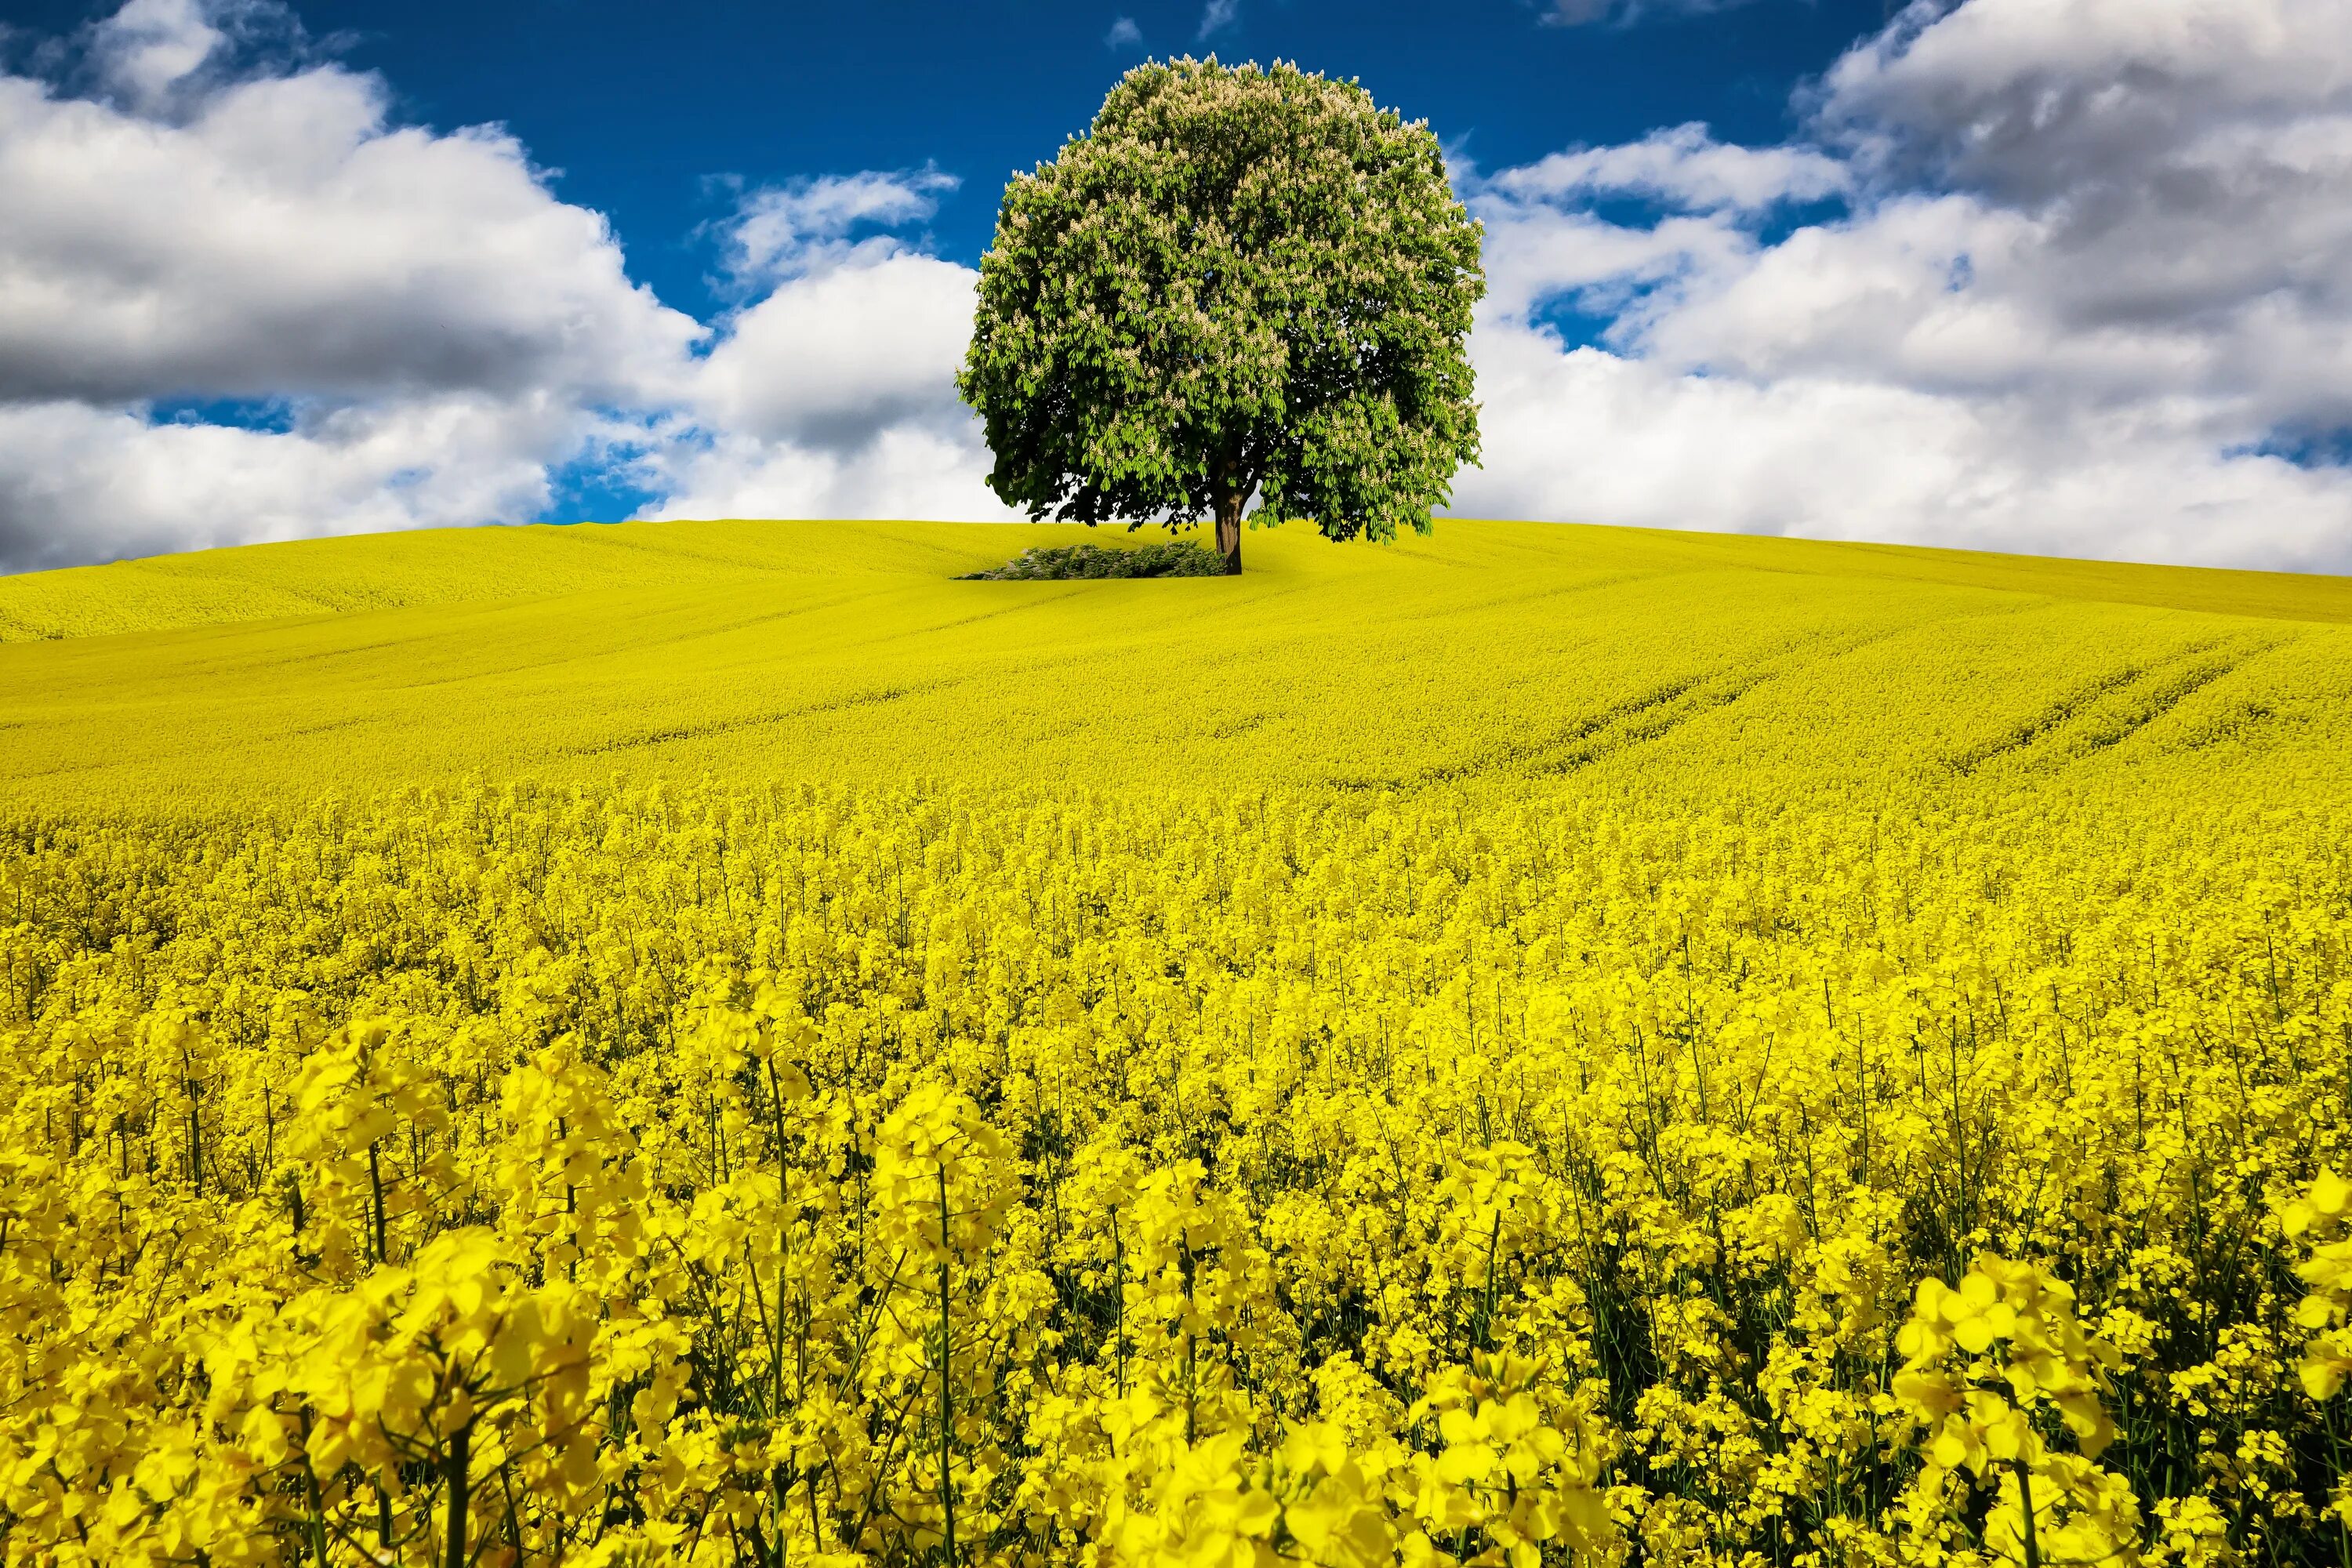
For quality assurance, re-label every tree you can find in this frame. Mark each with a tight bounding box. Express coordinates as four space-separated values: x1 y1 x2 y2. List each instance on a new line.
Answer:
957 57 1485 575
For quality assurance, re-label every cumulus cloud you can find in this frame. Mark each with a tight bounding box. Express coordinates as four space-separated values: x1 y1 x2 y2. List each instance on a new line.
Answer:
0 396 615 574
720 166 960 288
0 0 1010 570
1813 0 2352 202
695 256 979 450
0 74 695 407
643 171 1011 525
1457 335 2352 570
1105 16 1143 49
0 0 699 572
89 0 241 110
637 423 1009 526
1457 0 2352 570
1486 123 1849 212
9 0 2352 576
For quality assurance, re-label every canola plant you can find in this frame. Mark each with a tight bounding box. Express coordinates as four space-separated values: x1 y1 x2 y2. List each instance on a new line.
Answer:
2 775 2349 1568
5 518 2352 1567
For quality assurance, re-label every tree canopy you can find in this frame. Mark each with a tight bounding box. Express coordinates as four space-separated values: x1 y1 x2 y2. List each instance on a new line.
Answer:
957 58 1486 574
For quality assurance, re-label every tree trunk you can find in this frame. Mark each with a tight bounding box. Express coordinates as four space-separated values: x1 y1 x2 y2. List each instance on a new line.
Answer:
1214 482 1244 575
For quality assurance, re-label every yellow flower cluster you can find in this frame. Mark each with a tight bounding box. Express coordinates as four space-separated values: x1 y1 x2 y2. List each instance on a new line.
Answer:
1891 1255 2138 1566
2284 1171 2352 1401
2 775 2348 1566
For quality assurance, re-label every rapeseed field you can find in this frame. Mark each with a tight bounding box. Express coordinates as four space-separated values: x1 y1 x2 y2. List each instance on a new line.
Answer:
4 518 2352 1567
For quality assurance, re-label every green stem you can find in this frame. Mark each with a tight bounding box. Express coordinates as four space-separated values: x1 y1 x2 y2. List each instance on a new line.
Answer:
1112 1210 1127 1398
445 1419 474 1568
1478 1209 1502 1352
2013 1460 2042 1568
368 1139 388 1265
937 1162 956 1568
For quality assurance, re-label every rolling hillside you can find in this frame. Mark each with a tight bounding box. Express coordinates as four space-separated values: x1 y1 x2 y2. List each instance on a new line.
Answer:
9 517 2352 1565
2 517 2348 808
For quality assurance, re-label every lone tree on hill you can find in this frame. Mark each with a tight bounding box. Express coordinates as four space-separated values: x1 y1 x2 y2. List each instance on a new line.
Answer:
956 58 1485 575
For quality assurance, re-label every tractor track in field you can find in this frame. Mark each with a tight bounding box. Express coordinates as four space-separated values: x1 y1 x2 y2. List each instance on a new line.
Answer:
1944 633 2278 773
2069 644 2276 756
564 678 963 757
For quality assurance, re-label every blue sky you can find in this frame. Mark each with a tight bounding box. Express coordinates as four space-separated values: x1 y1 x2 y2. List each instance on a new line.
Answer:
13 0 1895 318
1 0 2347 574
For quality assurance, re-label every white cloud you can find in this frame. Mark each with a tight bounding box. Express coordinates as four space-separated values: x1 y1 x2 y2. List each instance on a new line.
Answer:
1814 0 2352 201
10 0 2352 578
1457 0 2352 571
1454 329 2352 572
0 5 1025 573
1485 123 1849 211
89 0 235 109
695 254 980 450
0 0 699 572
0 0 1003 572
0 394 612 573
646 174 1010 524
721 166 959 288
1198 0 1240 41
639 423 1011 526
1105 16 1143 49
1474 205 1757 326
0 71 697 407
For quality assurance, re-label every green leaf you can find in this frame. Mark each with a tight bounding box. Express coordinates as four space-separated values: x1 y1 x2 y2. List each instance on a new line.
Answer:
958 58 1484 568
